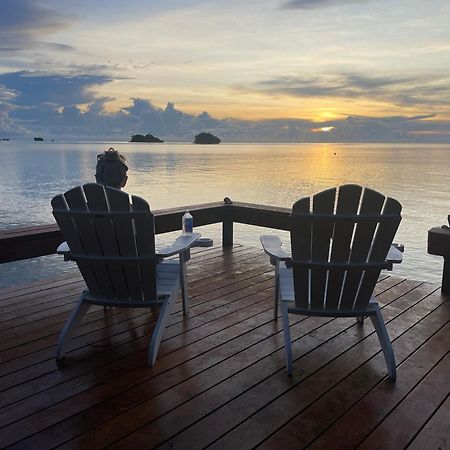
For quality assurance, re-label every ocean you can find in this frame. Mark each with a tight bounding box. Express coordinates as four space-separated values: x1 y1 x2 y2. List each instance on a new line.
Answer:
0 141 449 287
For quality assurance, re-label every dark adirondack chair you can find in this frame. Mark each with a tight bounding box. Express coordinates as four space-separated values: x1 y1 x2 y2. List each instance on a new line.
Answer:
261 185 403 379
52 183 199 366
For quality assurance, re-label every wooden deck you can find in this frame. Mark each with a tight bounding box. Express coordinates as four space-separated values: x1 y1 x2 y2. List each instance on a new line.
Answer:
0 244 449 449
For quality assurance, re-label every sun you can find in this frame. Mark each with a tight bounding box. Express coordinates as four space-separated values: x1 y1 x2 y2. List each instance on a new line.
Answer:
317 110 339 120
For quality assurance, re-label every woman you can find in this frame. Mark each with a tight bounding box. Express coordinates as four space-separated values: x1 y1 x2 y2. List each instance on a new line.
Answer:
95 147 128 189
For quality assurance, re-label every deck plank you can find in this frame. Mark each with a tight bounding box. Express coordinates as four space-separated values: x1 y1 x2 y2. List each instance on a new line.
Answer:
0 244 448 450
408 394 450 450
359 350 450 449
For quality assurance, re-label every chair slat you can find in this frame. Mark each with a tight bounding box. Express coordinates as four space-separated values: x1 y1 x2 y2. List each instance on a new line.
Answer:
67 186 116 297
83 183 128 300
370 197 402 262
310 188 336 310
132 195 157 300
351 188 385 261
51 195 83 253
291 197 311 308
105 188 143 301
52 194 101 295
326 185 362 309
64 186 114 298
353 196 402 309
340 187 384 310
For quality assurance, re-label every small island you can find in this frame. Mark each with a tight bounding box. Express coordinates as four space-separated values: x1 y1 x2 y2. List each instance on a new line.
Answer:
194 132 221 144
130 133 163 143
34 137 44 141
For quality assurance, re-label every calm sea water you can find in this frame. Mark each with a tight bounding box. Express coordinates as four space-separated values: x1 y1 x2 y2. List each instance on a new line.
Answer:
0 141 449 287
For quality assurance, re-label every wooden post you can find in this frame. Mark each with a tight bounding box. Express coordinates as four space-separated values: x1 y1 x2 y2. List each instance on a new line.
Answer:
222 205 234 247
442 259 450 294
427 226 450 295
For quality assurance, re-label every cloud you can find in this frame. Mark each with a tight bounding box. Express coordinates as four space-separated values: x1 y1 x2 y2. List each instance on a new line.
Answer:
0 84 18 102
281 0 366 9
0 0 73 52
0 71 113 107
1 70 450 143
2 99 450 143
254 73 450 107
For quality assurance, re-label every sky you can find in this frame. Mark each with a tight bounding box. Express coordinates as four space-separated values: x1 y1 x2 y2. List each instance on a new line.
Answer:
0 0 450 141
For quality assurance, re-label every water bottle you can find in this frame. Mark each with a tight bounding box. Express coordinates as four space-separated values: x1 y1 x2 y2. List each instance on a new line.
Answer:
182 211 193 236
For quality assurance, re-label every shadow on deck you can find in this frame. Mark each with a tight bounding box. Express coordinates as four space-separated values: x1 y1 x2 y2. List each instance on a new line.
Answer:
0 244 449 449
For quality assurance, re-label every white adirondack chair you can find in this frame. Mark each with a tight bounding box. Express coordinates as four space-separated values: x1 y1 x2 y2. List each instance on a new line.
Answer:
52 183 199 366
261 185 403 380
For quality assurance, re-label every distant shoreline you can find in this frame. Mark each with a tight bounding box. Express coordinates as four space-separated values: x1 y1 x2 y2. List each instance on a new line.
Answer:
2 140 450 145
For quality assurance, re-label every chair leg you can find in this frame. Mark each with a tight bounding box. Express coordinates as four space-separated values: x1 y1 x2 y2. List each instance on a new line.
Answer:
180 252 189 315
274 261 280 320
370 307 396 381
281 301 293 376
56 293 91 360
148 282 179 366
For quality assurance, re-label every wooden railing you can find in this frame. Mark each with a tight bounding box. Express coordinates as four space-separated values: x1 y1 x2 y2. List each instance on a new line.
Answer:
0 201 291 264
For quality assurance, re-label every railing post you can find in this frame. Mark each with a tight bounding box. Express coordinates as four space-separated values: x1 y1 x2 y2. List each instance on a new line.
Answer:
428 225 450 294
222 204 234 247
442 258 450 294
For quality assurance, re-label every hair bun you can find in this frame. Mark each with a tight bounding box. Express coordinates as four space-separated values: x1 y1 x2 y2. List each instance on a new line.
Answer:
102 148 121 161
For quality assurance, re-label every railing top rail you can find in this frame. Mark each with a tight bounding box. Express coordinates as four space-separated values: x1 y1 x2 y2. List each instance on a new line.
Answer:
0 201 291 263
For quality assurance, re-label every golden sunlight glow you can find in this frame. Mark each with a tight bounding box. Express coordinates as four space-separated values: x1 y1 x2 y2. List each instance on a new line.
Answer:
317 111 340 120
97 83 450 122
311 126 335 133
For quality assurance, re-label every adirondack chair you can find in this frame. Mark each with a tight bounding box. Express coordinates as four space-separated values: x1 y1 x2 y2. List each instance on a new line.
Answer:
52 183 200 366
261 185 403 380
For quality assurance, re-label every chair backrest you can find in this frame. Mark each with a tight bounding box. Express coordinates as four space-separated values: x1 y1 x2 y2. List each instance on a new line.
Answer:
52 183 157 303
290 184 402 312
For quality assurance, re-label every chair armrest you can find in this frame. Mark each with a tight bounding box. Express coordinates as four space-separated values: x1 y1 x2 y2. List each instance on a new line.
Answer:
57 241 73 261
387 244 404 263
383 244 404 270
259 236 403 270
156 233 201 258
260 235 291 262
58 234 202 261
57 241 70 254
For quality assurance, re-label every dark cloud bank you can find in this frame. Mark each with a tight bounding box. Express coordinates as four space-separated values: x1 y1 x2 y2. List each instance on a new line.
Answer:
1 71 449 143
0 0 73 53
282 0 367 9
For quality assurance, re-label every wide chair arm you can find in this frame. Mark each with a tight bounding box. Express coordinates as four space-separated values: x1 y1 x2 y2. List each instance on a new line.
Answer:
56 241 73 261
260 235 292 266
157 232 200 316
384 243 404 270
260 235 404 270
156 233 201 258
57 232 201 262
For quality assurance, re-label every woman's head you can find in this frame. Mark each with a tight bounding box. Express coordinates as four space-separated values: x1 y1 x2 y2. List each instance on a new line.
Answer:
95 148 128 189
